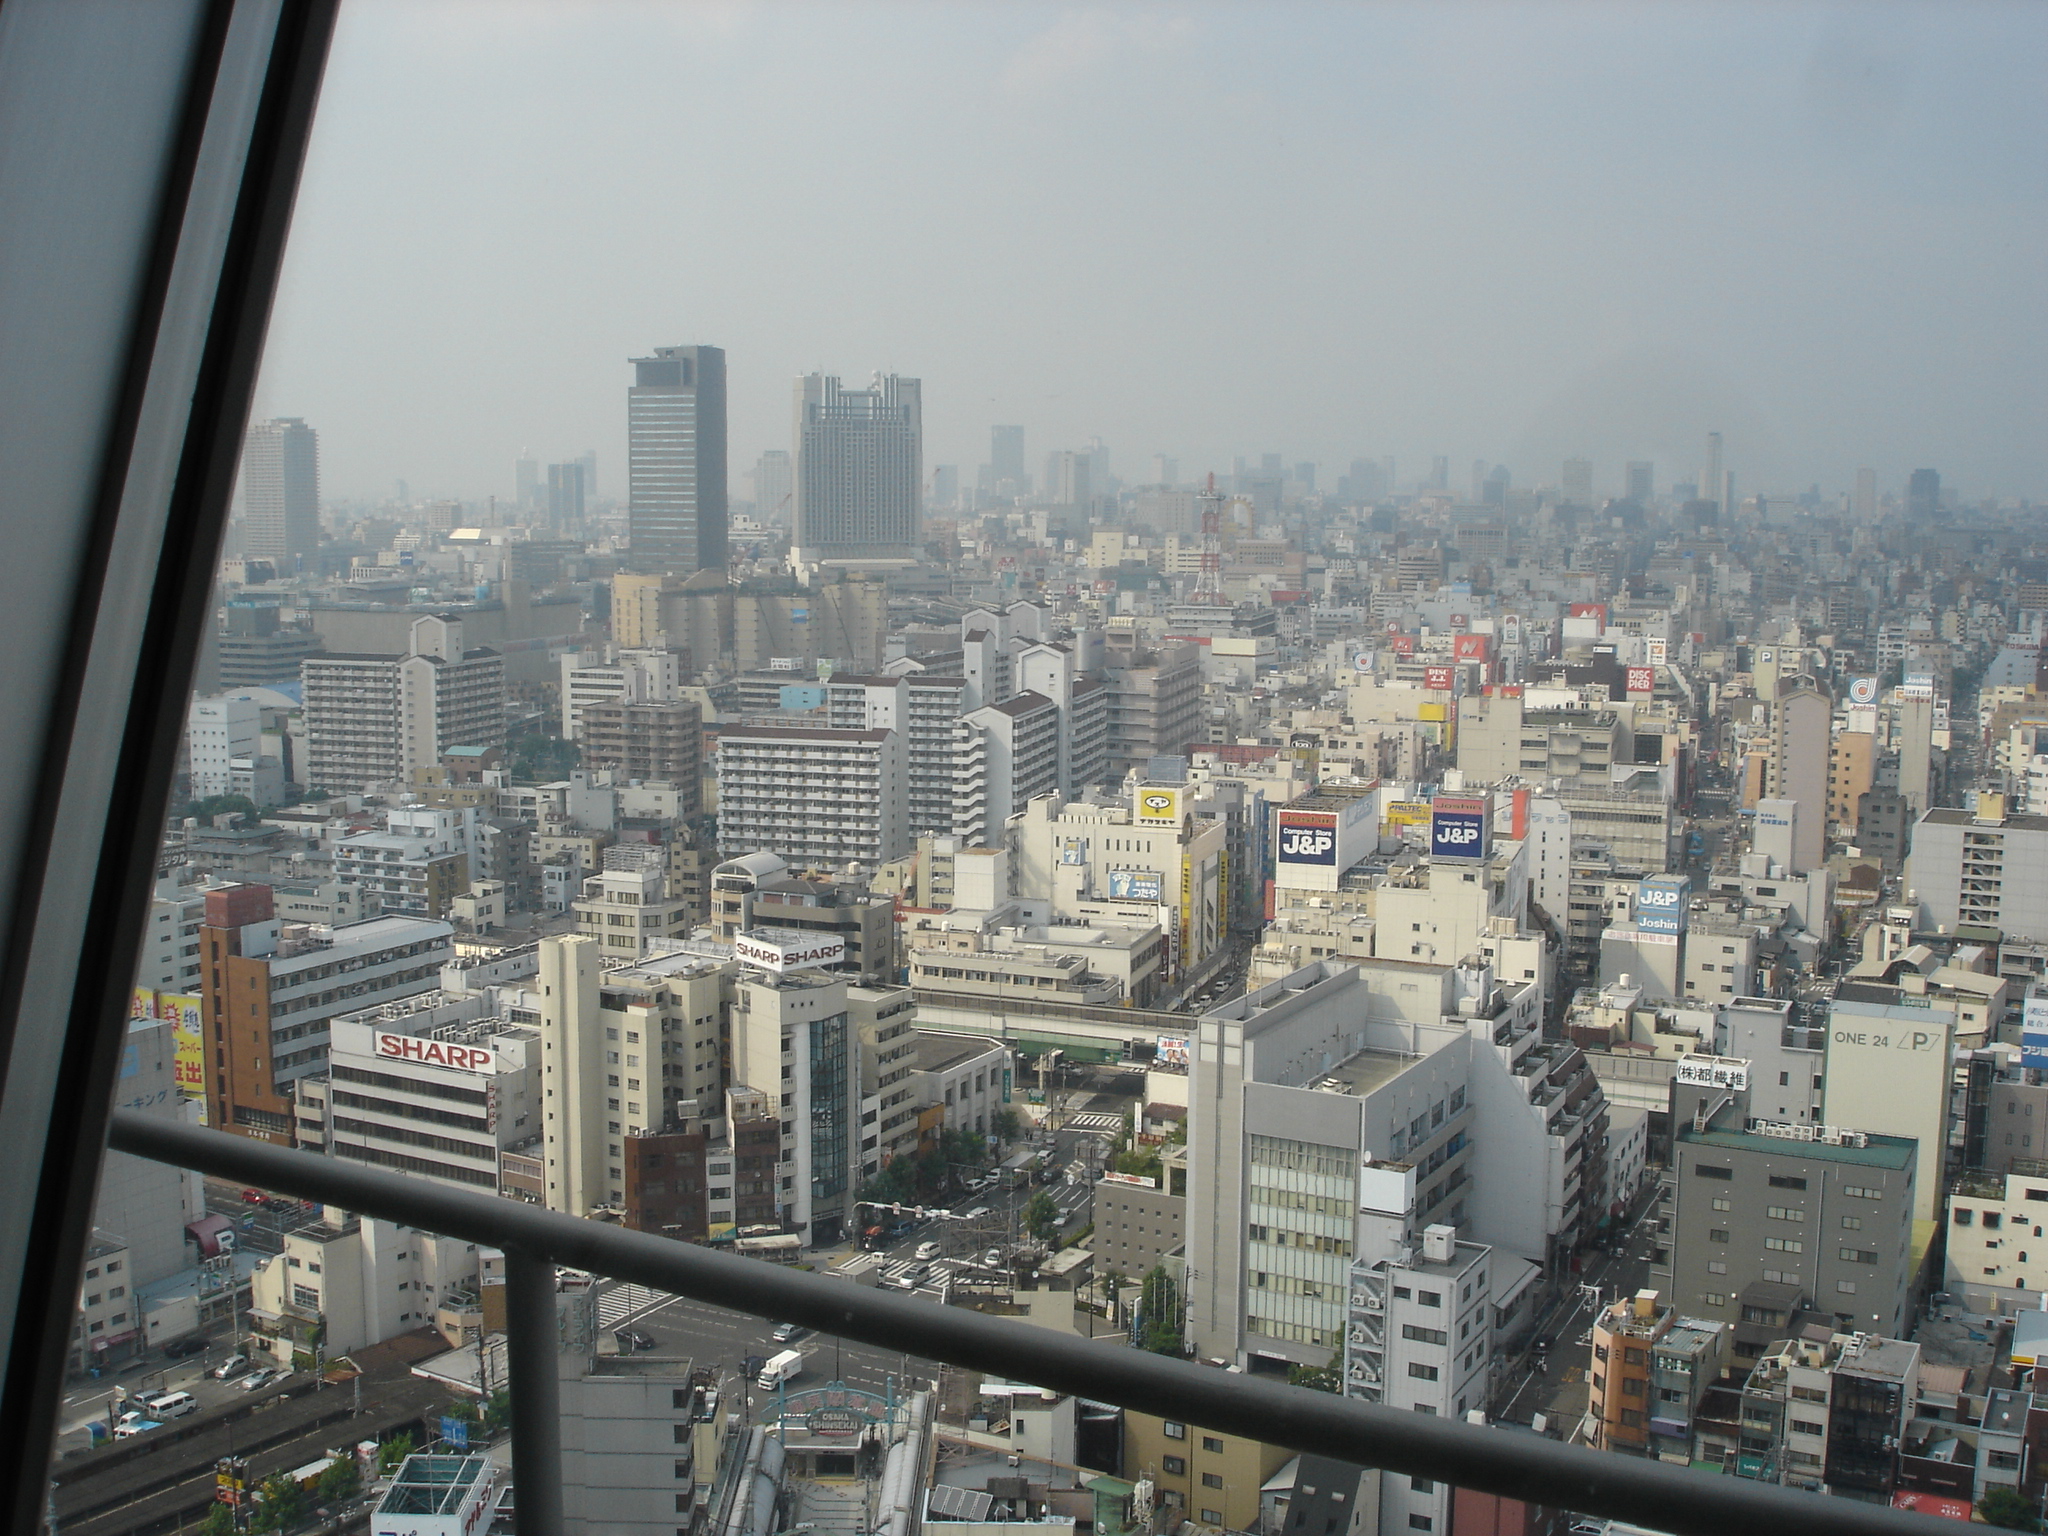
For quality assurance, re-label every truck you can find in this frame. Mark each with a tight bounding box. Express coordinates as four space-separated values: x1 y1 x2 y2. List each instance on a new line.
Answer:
756 1349 804 1389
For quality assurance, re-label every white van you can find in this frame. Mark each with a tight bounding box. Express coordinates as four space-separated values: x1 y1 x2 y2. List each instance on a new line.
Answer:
142 1390 196 1419
756 1348 804 1389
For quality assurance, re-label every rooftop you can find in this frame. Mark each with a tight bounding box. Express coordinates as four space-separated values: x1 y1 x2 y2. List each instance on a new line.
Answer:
377 1454 493 1515
1317 1046 1424 1098
1678 1122 1916 1171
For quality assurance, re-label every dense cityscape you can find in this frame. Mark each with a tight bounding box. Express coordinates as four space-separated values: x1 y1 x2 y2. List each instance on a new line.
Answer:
52 336 2048 1536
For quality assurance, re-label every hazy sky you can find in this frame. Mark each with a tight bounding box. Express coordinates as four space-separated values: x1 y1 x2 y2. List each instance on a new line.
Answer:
253 1 2048 508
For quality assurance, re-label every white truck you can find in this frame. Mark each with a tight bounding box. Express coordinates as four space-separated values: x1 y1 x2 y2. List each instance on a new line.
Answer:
756 1348 804 1389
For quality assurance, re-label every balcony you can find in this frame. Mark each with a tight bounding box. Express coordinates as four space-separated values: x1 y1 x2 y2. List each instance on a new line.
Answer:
100 1110 1940 1536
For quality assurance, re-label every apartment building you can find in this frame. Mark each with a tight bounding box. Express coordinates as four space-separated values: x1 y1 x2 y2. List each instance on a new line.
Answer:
198 882 453 1142
1732 1331 1920 1496
1943 1169 2048 1316
714 723 910 867
578 700 703 802
1909 798 2048 942
246 1207 480 1365
572 845 694 963
908 1031 1010 1139
1100 638 1202 776
301 616 505 793
331 804 474 917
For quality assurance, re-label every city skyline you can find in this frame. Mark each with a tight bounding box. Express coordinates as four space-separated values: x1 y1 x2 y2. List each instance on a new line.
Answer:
248 3 2047 505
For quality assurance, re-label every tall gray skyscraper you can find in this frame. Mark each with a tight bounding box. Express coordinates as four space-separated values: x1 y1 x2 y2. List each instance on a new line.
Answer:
990 424 1026 491
752 449 792 521
793 373 922 562
628 345 726 575
1561 457 1593 505
1624 461 1653 502
1908 467 1942 520
240 417 319 565
546 462 585 529
1703 431 1724 514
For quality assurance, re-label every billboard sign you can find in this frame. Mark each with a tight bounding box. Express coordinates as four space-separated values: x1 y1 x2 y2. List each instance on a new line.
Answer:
1423 665 1454 692
1384 800 1433 826
1848 676 1878 705
2025 994 2048 1071
1568 602 1608 626
1135 787 1183 825
1154 1035 1190 1069
1449 612 1469 632
159 993 204 1102
1352 650 1376 673
1626 666 1655 695
1674 1056 1750 1090
1276 811 1338 866
1108 869 1164 902
1391 634 1416 657
374 1032 497 1074
1452 633 1491 663
1899 674 1936 702
1501 614 1523 645
1644 638 1669 666
734 930 847 973
1430 795 1491 861
1634 874 1691 935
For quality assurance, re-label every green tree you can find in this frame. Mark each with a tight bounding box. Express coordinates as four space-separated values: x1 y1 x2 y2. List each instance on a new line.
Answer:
316 1455 362 1502
508 731 580 783
991 1107 1022 1143
1113 1145 1162 1181
1022 1191 1061 1241
481 1384 512 1434
1137 1265 1185 1356
199 1503 237 1536
1980 1488 2042 1531
378 1430 416 1473
248 1475 303 1533
1288 1355 1342 1394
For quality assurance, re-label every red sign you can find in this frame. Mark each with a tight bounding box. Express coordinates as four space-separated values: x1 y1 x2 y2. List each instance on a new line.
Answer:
1391 635 1416 656
1626 666 1655 694
1448 612 1469 632
1423 665 1454 692
375 1032 496 1074
1890 1492 1970 1522
1453 633 1491 662
1568 602 1609 626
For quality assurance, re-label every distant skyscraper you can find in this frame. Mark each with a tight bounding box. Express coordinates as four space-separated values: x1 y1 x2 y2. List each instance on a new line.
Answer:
1430 455 1450 491
1853 467 1876 519
575 449 596 502
240 417 319 565
1469 459 1489 502
1703 432 1724 514
793 373 922 562
1046 450 1091 507
1624 461 1654 503
1152 454 1178 487
1908 468 1941 520
1561 458 1593 505
753 449 792 521
546 462 585 530
929 464 958 510
990 424 1027 493
515 451 540 510
628 345 727 576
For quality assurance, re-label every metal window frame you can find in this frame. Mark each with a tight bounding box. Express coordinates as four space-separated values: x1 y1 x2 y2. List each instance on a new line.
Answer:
112 1111 1958 1536
0 1 336 1522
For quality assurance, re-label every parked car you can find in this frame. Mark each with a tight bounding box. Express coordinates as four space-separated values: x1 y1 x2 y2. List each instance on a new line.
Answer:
212 1353 248 1380
161 1335 207 1359
914 1242 941 1262
238 1367 278 1392
770 1322 806 1344
614 1328 656 1352
141 1390 196 1419
112 1411 158 1438
240 1188 265 1204
983 1248 1004 1269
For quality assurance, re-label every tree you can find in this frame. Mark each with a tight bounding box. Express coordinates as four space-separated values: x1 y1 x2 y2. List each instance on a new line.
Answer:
181 793 260 825
316 1455 362 1502
1136 1265 1185 1357
248 1476 303 1533
200 1504 237 1536
992 1107 1022 1143
1288 1355 1342 1394
1980 1488 2041 1531
508 731 580 783
378 1430 416 1473
1022 1191 1061 1241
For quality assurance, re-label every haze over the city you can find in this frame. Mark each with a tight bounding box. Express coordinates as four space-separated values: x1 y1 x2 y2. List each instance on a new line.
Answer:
253 1 2048 503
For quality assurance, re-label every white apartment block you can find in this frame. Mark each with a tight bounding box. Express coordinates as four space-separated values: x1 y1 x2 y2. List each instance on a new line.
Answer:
301 616 504 792
1944 1171 2048 1316
559 646 682 740
247 1208 480 1363
715 724 910 867
572 845 693 963
186 694 261 798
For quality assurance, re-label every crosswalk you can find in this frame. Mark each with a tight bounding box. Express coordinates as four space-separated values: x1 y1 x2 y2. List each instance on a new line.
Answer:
596 1283 671 1328
1063 1112 1124 1132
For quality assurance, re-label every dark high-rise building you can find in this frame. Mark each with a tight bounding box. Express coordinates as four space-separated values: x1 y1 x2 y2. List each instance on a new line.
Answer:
240 417 319 565
793 373 922 562
1908 467 1941 520
990 424 1026 489
1624 460 1653 502
628 345 726 575
546 461 585 530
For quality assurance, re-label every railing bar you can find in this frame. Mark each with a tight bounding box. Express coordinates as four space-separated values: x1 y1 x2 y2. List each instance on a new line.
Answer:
503 1246 564 1536
106 1112 1958 1536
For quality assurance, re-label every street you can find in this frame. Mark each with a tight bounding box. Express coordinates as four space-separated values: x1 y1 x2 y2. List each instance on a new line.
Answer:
1491 1182 1664 1432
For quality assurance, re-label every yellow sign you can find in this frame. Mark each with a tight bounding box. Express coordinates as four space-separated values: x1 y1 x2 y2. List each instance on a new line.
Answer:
130 986 158 1022
1384 801 1433 826
1135 787 1182 825
160 993 205 1107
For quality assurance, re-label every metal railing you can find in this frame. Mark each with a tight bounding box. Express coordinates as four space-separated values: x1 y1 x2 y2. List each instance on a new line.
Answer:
107 1110 1956 1536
